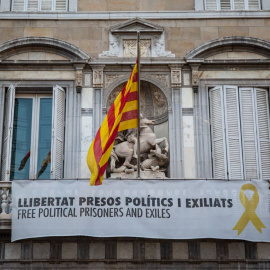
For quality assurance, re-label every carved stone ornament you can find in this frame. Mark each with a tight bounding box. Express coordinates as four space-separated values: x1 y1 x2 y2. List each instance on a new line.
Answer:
73 64 85 93
105 74 125 88
149 74 170 88
171 70 181 87
99 18 175 58
191 65 200 86
154 34 174 57
123 39 151 57
107 81 168 123
99 34 120 57
109 115 169 179
76 70 82 88
93 69 103 88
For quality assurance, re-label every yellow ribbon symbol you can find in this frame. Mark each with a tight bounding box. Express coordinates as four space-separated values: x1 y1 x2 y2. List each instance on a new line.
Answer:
233 183 266 235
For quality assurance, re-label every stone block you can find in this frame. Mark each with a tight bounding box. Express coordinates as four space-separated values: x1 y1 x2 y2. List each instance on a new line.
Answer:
28 52 46 60
89 242 105 259
81 88 93 108
257 243 270 259
206 19 238 27
176 20 207 27
237 19 265 27
108 0 137 11
53 27 73 40
33 243 50 259
200 27 219 40
200 242 216 260
78 0 107 11
138 0 165 11
228 242 245 259
180 27 201 40
5 243 21 259
62 243 77 260
117 242 133 259
249 27 270 40
165 0 193 10
172 242 188 260
84 73 92 87
182 88 193 108
219 26 249 38
70 27 102 41
183 73 190 86
24 27 53 38
145 242 160 260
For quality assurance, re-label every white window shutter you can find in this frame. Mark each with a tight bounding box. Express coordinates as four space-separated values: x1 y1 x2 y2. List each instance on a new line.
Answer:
27 0 39 11
255 88 270 179
41 0 52 11
50 85 65 179
239 88 259 179
210 86 227 179
224 86 243 180
248 0 261 10
234 0 245 9
220 0 232 9
12 0 25 11
1 85 15 181
205 0 217 10
55 0 67 11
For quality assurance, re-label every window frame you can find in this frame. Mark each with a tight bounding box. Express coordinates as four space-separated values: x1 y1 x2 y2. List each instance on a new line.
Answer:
194 78 270 179
209 85 270 180
12 93 53 179
11 0 68 12
204 0 262 10
0 80 78 180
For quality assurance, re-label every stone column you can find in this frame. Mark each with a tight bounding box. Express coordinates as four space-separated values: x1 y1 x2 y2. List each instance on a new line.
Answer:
182 68 196 178
169 65 183 178
80 69 93 178
92 66 105 139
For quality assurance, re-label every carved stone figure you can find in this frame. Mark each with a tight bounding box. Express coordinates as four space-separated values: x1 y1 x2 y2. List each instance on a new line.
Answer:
109 115 169 177
141 145 168 172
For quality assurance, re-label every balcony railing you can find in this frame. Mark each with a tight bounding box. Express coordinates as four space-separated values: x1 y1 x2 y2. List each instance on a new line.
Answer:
0 181 12 229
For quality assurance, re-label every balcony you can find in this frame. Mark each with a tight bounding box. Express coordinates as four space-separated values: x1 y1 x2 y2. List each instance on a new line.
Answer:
0 181 12 229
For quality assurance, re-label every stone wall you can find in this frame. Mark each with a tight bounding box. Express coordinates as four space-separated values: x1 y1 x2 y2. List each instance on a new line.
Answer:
0 238 269 269
78 0 194 12
1 18 269 58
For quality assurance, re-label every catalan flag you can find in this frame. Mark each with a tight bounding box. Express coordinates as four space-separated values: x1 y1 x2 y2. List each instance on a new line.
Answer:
87 63 139 185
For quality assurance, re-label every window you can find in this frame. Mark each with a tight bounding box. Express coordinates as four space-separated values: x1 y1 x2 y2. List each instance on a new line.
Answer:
1 85 65 180
12 0 67 11
204 0 261 10
209 86 270 180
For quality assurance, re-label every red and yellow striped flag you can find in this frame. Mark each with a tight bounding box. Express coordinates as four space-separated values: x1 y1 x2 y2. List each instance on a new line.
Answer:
87 63 138 185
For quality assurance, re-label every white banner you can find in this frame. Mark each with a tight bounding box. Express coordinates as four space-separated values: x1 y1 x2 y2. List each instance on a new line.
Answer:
12 180 270 242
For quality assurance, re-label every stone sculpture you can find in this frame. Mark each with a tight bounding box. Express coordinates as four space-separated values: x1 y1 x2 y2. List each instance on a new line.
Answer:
109 114 169 178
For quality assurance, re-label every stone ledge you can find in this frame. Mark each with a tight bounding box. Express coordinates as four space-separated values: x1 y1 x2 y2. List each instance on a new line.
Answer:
0 11 270 20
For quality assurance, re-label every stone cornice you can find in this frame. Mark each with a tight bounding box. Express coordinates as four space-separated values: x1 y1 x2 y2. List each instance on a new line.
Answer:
0 10 270 20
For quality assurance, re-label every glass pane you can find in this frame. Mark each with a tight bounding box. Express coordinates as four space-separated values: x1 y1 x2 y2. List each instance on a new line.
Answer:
37 98 52 179
11 99 32 180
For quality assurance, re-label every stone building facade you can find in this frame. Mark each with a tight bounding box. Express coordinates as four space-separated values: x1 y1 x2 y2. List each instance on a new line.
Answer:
0 0 270 269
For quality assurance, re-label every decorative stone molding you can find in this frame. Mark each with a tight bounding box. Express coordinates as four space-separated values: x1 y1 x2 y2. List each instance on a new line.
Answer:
123 39 151 57
0 37 89 61
73 64 85 93
185 36 270 61
99 18 174 58
190 65 200 93
103 74 171 111
93 66 105 88
149 74 170 89
169 65 182 88
105 74 125 88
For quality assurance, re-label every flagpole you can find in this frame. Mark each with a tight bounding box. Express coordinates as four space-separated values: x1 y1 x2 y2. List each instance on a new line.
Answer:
137 31 141 179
